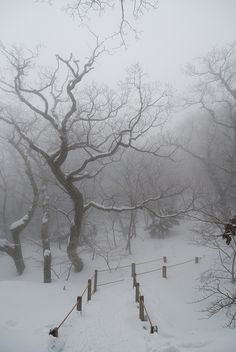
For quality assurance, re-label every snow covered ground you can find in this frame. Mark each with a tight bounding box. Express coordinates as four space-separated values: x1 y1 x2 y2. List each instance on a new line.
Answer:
0 223 235 352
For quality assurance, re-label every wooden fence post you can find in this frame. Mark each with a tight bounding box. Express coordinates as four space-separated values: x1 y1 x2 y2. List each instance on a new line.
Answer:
49 327 58 337
162 265 167 278
195 257 199 264
93 270 98 293
139 296 145 321
87 279 92 301
77 296 82 312
131 263 136 277
135 283 140 303
133 273 137 287
163 256 167 263
150 325 158 334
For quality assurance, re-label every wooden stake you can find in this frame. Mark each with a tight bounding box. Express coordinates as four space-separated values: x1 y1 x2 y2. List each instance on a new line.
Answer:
150 325 158 334
162 265 167 278
131 263 136 277
133 273 137 287
163 256 167 263
93 270 98 294
49 327 58 337
139 296 145 321
77 296 82 311
135 283 140 303
87 279 92 301
195 257 199 264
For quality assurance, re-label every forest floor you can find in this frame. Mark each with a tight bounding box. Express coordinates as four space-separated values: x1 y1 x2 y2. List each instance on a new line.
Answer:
0 222 235 352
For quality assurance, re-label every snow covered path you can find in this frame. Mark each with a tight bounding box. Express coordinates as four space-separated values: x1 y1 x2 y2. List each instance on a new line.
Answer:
1 228 236 352
51 277 154 352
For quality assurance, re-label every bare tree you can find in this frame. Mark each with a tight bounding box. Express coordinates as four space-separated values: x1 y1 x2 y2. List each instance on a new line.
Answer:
200 273 236 328
0 44 173 272
179 43 236 326
173 43 236 223
0 165 8 234
104 149 186 250
105 152 145 253
183 42 236 220
198 217 236 327
175 118 232 222
60 0 159 42
41 182 52 283
0 138 39 274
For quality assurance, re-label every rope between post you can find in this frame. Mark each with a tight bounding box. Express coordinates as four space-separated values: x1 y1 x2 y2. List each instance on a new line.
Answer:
97 256 164 272
142 300 153 326
136 257 201 276
136 257 163 266
97 268 113 273
51 275 97 334
136 267 162 276
57 301 77 329
137 286 154 327
97 279 124 286
167 258 195 268
100 258 163 270
81 284 88 297
97 265 130 272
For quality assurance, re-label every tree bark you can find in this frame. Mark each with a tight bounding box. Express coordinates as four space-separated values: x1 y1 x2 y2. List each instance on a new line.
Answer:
11 228 25 275
41 184 52 283
67 193 84 272
48 164 84 271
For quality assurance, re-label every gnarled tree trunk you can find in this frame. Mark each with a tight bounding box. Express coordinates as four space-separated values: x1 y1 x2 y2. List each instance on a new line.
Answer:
11 227 25 275
0 141 39 275
41 184 51 283
67 190 84 272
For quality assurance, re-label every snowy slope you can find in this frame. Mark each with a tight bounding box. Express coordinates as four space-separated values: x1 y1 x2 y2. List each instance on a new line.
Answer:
0 223 235 352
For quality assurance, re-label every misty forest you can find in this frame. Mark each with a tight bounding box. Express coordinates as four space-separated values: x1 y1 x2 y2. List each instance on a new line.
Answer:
0 1 236 351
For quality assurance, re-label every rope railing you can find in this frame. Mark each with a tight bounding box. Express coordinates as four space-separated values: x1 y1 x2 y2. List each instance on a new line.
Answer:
57 302 78 330
48 269 125 338
97 263 132 273
141 297 158 333
167 258 195 268
133 280 158 334
97 278 125 287
136 257 201 278
136 267 162 276
49 272 95 338
131 256 202 334
49 256 202 338
97 256 166 273
81 283 89 297
135 257 164 266
142 301 153 327
96 268 158 333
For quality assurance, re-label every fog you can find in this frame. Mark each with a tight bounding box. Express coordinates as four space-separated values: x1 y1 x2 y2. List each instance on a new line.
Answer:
1 0 236 88
0 1 236 348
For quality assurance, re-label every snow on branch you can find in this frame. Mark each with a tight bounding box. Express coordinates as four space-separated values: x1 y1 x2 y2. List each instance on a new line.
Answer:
9 214 29 231
44 249 51 257
84 187 190 213
0 238 14 248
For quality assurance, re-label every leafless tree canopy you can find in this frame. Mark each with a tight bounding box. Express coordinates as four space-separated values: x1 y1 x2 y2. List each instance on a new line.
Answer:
0 41 174 271
180 43 236 327
50 0 159 42
65 0 159 21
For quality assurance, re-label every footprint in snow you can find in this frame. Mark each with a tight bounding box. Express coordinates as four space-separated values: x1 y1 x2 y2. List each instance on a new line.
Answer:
48 335 65 352
180 341 209 349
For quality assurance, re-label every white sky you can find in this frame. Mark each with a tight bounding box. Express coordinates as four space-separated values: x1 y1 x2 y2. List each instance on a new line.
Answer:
0 0 236 91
